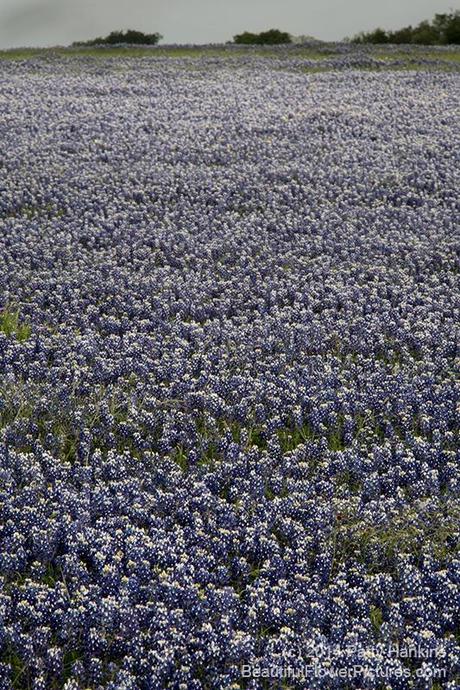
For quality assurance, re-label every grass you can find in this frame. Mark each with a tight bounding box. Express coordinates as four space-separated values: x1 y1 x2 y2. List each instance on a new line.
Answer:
298 65 332 74
0 370 451 473
330 498 460 575
353 63 459 72
4 643 119 689
278 421 315 451
0 308 31 342
376 49 460 62
171 445 189 471
5 202 65 219
0 45 458 72
0 376 140 462
0 44 331 58
370 605 383 632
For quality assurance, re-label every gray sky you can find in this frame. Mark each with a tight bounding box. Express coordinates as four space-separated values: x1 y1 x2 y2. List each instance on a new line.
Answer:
0 0 456 48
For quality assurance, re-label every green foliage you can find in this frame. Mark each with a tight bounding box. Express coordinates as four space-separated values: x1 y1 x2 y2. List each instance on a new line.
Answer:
74 29 163 47
389 26 416 44
352 10 460 45
411 21 440 45
258 29 292 44
331 499 460 575
172 445 188 471
0 45 458 73
370 605 383 632
278 421 315 452
0 308 31 342
234 29 292 45
434 12 460 44
360 28 390 44
233 31 260 45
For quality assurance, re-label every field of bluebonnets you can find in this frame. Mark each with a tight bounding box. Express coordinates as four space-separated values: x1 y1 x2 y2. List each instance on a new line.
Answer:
0 45 459 689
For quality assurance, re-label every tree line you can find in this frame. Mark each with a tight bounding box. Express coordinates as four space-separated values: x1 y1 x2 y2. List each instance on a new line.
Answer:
73 10 460 47
351 11 460 45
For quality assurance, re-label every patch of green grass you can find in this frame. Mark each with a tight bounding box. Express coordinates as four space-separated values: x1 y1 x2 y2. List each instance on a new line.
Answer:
331 498 460 575
328 416 345 451
370 605 383 633
376 49 460 62
0 45 335 61
171 445 188 471
278 421 315 452
245 425 265 450
217 419 242 443
335 469 362 494
0 45 457 78
5 202 65 219
68 47 204 59
8 649 26 689
0 48 45 60
298 65 331 74
0 308 31 342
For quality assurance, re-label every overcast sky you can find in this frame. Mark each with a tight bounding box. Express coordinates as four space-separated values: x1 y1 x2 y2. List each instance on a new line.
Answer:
0 0 456 48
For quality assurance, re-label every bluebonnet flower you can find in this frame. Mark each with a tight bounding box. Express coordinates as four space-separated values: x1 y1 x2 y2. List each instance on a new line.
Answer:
0 51 458 689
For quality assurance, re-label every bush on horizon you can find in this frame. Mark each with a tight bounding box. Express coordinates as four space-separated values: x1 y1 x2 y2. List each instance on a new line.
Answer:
73 29 163 47
233 29 292 45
